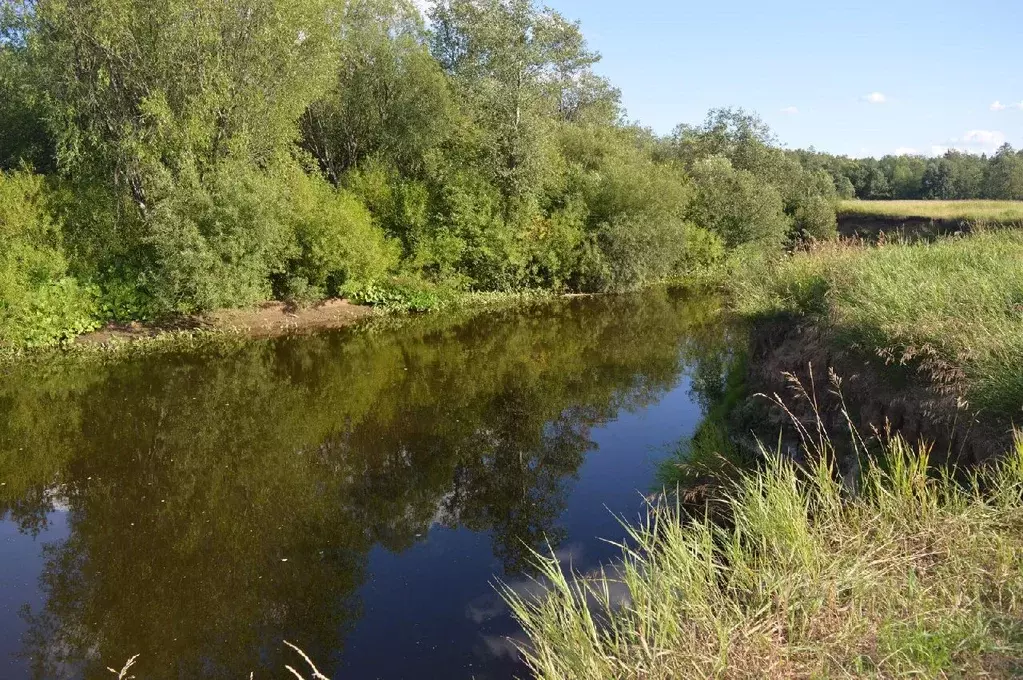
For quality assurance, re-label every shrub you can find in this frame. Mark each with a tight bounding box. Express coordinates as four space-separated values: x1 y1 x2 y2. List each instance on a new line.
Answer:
0 170 99 346
143 161 297 313
687 156 790 248
344 277 452 312
288 171 399 298
792 194 838 241
520 198 588 290
597 215 688 291
675 224 726 278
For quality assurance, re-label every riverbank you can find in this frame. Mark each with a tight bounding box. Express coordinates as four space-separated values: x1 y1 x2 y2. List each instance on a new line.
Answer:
76 298 377 345
511 224 1023 677
0 288 563 361
733 230 1023 417
660 226 1023 490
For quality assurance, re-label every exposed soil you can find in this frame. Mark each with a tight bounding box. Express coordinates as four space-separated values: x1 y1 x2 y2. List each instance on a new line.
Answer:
75 298 377 345
837 214 970 241
741 318 1013 469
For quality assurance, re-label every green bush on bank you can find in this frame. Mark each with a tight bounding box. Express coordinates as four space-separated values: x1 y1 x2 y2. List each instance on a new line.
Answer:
0 170 99 346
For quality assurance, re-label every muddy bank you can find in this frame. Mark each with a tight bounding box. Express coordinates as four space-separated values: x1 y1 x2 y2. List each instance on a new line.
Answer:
75 298 377 346
740 318 1013 468
837 214 971 241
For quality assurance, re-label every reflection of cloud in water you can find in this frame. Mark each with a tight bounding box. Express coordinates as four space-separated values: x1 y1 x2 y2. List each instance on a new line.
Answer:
466 591 507 624
46 485 70 513
552 541 585 566
467 541 589 624
498 556 634 616
480 633 525 661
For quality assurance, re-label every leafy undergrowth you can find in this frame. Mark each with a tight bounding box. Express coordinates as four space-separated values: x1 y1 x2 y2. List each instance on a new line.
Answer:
839 199 1023 223
506 430 1023 679
344 278 555 313
729 231 1023 416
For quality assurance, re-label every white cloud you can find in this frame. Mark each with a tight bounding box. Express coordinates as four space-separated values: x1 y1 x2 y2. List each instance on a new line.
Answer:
961 129 1006 148
862 92 886 104
1014 101 1023 110
991 100 1007 111
932 130 1007 156
780 106 799 115
894 147 919 156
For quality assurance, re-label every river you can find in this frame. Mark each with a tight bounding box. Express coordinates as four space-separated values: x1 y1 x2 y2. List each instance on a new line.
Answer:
0 289 736 679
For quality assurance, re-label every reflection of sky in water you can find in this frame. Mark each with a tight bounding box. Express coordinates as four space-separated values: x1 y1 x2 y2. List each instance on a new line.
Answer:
0 291 730 679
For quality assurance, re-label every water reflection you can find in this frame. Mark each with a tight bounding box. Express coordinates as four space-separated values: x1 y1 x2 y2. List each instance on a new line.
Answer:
0 289 731 679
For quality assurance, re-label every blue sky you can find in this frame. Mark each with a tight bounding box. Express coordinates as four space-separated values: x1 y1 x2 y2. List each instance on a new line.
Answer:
542 0 1023 158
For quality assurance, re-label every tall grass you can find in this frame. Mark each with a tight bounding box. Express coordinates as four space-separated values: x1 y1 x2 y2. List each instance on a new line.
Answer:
730 231 1023 416
840 199 1023 223
505 429 1023 678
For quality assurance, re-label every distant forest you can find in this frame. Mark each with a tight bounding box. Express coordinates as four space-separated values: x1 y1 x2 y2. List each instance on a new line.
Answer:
798 146 1023 201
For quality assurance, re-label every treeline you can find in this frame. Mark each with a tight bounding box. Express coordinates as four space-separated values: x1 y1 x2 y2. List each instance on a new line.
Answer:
0 0 840 346
796 145 1023 201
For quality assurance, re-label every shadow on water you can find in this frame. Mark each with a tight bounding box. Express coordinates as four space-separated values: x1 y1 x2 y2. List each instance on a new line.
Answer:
0 288 736 679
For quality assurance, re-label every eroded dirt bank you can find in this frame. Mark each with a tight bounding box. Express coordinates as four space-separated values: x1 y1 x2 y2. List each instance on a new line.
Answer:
741 318 1013 468
75 298 377 345
837 214 970 241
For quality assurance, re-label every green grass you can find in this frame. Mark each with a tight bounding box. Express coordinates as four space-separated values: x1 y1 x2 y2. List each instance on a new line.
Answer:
839 199 1023 224
505 430 1023 678
729 231 1023 416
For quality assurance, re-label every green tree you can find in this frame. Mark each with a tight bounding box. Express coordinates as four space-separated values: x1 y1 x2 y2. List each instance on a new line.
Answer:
0 170 98 345
0 14 53 172
429 0 613 209
983 144 1023 200
27 0 340 311
301 0 454 183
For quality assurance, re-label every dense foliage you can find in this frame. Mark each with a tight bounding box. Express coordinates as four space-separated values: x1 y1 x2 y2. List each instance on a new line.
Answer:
0 0 840 345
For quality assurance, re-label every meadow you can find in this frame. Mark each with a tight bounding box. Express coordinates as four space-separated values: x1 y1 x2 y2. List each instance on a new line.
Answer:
839 199 1023 223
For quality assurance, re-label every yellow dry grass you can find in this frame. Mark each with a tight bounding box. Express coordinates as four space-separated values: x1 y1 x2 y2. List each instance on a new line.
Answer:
839 199 1023 223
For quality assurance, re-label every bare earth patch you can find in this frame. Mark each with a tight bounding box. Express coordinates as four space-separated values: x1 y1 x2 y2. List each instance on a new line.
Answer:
76 298 376 345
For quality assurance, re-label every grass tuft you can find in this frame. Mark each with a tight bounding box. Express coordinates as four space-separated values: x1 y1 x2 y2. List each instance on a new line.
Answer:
506 429 1023 678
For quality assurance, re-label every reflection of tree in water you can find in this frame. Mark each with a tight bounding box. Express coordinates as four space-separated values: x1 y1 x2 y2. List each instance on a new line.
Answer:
0 288 732 678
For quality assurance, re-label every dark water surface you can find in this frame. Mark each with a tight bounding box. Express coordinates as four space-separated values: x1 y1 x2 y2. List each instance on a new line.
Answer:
0 290 734 679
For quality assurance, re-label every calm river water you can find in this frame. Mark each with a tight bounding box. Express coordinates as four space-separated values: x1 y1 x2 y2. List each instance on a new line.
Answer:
0 289 735 679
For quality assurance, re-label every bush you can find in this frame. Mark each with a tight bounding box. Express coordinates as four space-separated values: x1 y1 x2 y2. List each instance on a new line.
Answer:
520 198 588 290
597 215 688 291
143 161 298 313
687 156 790 248
0 170 99 346
344 277 453 312
675 224 726 278
792 194 838 241
288 171 399 298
